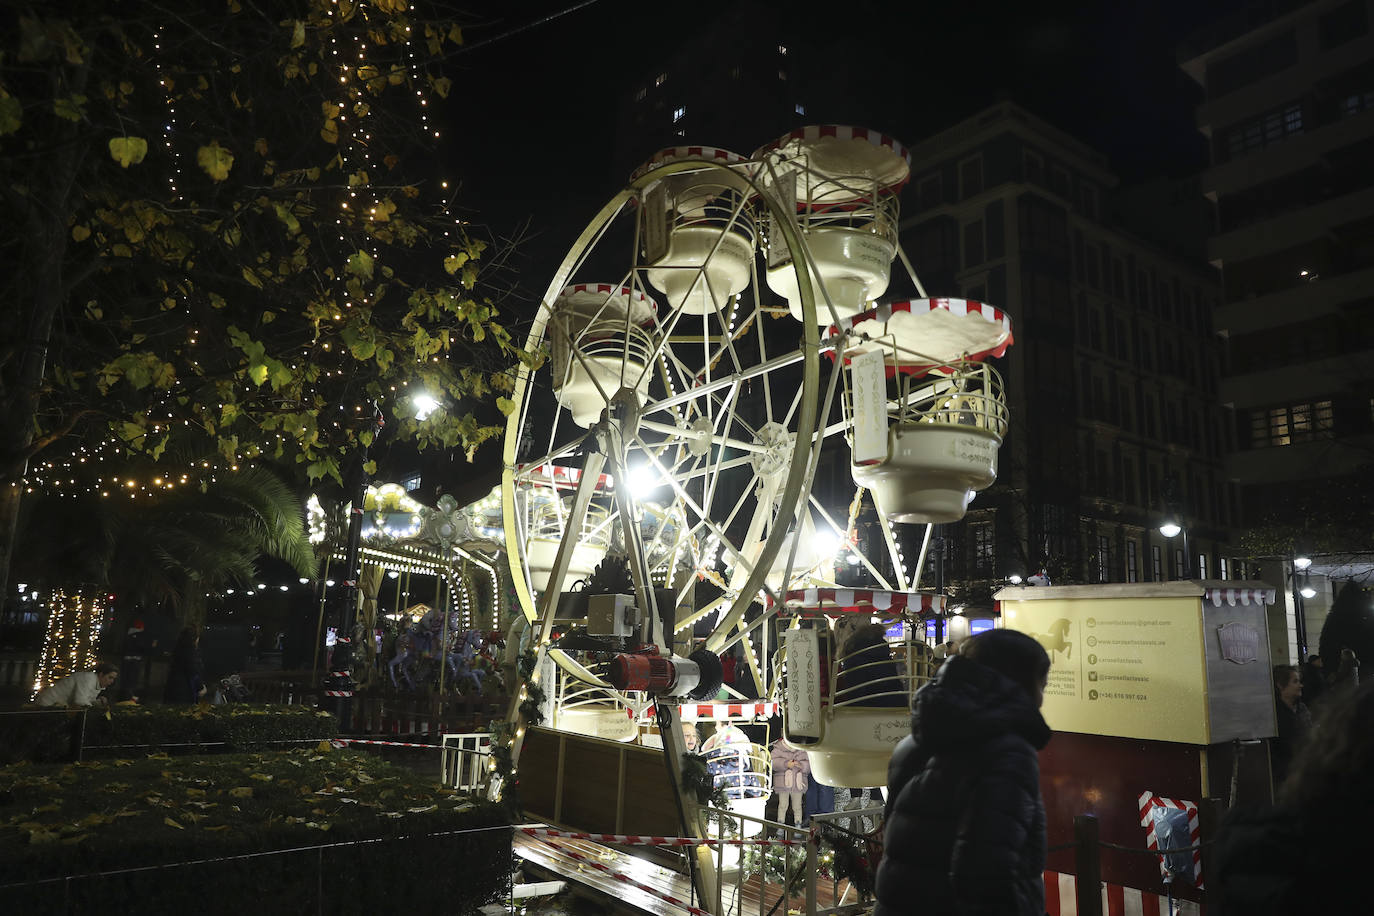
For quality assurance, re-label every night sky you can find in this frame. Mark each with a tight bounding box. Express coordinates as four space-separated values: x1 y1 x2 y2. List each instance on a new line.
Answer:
442 0 1247 302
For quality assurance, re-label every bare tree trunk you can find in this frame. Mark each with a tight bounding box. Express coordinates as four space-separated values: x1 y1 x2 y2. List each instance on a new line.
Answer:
0 61 90 610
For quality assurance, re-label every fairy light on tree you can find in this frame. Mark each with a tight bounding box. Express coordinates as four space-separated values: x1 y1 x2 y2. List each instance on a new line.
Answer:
1 2 539 603
32 589 106 697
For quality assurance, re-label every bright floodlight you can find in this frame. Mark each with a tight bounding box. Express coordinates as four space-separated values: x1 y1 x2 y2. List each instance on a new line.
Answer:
1299 585 1318 599
1159 522 1182 538
1293 556 1313 571
1008 574 1023 585
810 529 840 564
279 585 288 591
388 570 400 579
298 577 309 584
625 464 657 500
413 392 440 421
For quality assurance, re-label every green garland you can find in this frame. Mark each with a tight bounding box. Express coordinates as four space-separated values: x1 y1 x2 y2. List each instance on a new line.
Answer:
814 820 880 900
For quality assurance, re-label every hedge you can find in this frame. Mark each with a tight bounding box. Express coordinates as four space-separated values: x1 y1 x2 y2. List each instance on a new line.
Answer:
0 703 340 764
0 747 511 913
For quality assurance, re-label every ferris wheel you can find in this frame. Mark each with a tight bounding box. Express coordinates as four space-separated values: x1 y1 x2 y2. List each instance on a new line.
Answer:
500 126 1015 788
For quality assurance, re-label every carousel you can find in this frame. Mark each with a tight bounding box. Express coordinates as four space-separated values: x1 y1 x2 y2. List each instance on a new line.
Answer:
495 126 1015 908
307 485 508 698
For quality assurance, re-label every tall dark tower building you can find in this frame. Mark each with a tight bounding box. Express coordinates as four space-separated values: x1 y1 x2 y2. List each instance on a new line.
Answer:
1180 0 1374 662
899 103 1232 606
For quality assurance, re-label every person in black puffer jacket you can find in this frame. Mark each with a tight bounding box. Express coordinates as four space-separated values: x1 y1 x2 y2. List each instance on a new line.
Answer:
875 628 1052 916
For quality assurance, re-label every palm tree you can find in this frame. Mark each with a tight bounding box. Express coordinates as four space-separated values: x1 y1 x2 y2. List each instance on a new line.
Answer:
13 466 315 629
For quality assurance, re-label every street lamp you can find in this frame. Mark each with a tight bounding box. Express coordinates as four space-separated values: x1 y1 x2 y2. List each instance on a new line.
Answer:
1291 555 1315 660
1159 518 1190 579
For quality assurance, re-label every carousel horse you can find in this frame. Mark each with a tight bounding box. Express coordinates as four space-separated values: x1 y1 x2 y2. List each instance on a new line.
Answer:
388 621 438 690
445 628 485 694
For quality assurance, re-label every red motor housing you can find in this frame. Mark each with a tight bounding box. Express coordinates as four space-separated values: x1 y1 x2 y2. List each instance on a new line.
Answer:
609 652 675 693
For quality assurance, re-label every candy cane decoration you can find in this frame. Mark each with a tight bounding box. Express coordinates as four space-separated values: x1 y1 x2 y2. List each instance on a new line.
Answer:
1138 790 1204 888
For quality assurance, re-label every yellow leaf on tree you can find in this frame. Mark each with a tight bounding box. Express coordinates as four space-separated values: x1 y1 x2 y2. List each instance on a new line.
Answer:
71 224 91 242
163 817 185 830
197 141 235 181
320 120 338 145
291 20 306 48
228 787 253 798
108 136 148 167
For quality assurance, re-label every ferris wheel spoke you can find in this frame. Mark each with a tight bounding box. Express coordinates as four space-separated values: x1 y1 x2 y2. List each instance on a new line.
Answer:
631 431 784 607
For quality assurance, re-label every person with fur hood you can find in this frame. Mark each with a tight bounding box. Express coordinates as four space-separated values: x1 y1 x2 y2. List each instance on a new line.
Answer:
874 628 1052 915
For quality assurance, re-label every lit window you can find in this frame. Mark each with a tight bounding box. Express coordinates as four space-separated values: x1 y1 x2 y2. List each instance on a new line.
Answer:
778 69 787 80
778 44 788 55
635 87 646 102
672 106 686 122
795 103 805 115
654 72 667 87
1219 556 1229 580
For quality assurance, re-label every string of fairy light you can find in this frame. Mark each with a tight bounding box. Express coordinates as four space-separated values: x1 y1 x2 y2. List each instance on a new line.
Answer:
32 589 107 695
26 4 473 500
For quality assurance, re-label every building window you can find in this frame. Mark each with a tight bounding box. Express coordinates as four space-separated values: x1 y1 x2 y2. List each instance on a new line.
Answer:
963 220 985 268
401 473 421 492
917 174 941 210
972 522 994 574
1224 102 1304 159
1096 535 1111 583
778 69 787 80
959 156 984 199
654 72 667 87
1219 556 1229 580
1151 545 1162 582
635 87 647 102
1197 553 1208 579
1080 183 1098 220
1049 166 1071 198
1250 400 1334 447
1126 540 1138 582
1320 0 1369 50
1342 90 1374 118
778 44 788 55
1172 548 1185 579
730 66 741 79
795 103 805 115
672 106 686 123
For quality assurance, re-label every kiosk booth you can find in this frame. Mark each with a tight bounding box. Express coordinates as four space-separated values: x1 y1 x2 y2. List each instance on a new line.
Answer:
995 581 1279 914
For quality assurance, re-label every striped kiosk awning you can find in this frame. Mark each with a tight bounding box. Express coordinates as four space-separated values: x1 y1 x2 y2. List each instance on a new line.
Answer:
1204 586 1276 606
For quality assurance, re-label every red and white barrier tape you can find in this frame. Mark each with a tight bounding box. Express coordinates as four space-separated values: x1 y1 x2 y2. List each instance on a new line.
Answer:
330 738 440 749
322 690 354 697
535 838 711 916
520 827 803 848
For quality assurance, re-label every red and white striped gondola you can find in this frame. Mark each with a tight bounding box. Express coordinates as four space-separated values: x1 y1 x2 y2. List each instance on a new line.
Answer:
776 588 944 788
633 146 757 317
753 125 911 323
839 297 1014 524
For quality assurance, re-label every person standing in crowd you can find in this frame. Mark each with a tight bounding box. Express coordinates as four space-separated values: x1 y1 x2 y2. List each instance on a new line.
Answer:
1214 680 1374 913
1271 664 1312 784
35 662 119 707
120 619 155 699
163 627 207 703
875 628 1052 916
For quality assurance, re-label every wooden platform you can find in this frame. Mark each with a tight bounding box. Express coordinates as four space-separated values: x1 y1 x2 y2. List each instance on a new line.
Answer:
514 829 863 916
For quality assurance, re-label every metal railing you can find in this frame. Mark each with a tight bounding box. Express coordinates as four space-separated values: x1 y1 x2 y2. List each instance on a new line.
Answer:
702 802 882 916
441 732 493 793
